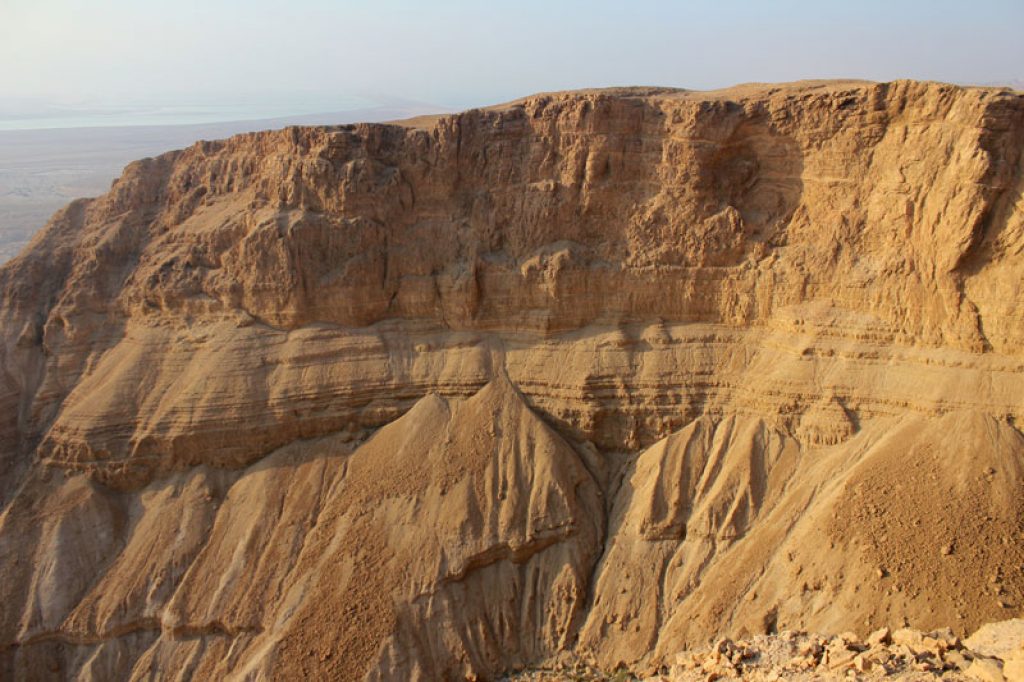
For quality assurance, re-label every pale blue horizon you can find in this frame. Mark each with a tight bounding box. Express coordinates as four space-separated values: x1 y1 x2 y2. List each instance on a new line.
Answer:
2 0 1022 124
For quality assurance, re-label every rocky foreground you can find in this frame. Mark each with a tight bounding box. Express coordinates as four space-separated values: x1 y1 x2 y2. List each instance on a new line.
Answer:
508 620 1024 681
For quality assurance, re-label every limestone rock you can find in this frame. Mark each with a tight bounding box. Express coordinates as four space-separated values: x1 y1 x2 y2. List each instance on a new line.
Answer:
968 620 1024 660
968 657 1008 682
1006 649 1024 682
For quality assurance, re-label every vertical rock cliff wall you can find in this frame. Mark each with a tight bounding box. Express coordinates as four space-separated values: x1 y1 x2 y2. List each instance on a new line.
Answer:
0 80 1022 680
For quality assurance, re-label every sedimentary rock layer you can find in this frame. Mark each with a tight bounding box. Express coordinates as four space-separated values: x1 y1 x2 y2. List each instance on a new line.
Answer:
0 80 1022 680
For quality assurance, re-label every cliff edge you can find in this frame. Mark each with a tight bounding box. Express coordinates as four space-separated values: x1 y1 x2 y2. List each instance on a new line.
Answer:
1 80 1023 680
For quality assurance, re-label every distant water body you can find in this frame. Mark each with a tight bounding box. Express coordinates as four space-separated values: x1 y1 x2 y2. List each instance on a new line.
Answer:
0 97 449 264
0 95 379 131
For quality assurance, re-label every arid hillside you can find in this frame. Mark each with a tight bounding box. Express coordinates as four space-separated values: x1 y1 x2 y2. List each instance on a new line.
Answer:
1 80 1022 681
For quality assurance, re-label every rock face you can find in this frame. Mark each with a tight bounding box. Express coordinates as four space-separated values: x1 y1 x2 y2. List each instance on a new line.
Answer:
1 80 1023 680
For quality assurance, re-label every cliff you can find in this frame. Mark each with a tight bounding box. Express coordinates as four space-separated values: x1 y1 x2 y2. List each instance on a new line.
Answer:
0 79 1022 680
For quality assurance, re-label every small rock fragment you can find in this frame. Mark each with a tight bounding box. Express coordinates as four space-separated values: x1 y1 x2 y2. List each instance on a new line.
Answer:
825 646 857 670
893 628 925 650
945 650 970 671
867 626 891 646
966 657 1007 682
929 627 960 649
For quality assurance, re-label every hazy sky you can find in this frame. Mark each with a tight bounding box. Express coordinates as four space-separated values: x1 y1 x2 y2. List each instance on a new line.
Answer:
3 0 1022 110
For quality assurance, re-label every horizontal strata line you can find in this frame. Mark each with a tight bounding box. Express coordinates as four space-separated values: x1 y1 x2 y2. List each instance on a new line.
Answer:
8 619 263 649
